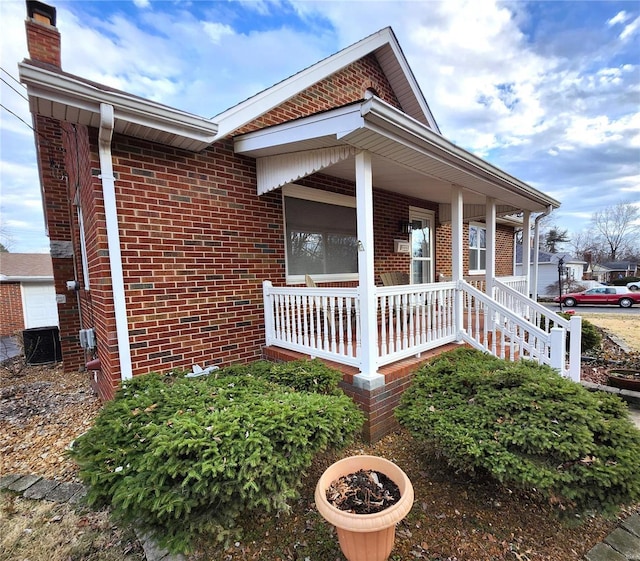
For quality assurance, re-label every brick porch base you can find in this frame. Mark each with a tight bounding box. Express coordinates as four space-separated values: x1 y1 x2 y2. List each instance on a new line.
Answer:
263 342 461 442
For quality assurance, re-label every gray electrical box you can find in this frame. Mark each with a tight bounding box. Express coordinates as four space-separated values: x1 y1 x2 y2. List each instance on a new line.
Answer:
79 328 96 349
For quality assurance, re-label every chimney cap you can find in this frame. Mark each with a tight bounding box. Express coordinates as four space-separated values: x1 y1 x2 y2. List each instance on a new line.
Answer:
27 0 57 27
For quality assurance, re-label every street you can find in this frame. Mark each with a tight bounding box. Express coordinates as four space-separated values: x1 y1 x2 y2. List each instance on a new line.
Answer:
541 302 640 315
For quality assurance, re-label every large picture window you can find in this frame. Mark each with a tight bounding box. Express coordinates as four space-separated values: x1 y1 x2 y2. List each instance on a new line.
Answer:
469 223 486 273
283 185 358 282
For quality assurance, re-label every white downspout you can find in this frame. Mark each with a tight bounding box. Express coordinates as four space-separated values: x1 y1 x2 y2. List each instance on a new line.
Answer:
522 211 531 299
532 205 552 301
98 103 133 381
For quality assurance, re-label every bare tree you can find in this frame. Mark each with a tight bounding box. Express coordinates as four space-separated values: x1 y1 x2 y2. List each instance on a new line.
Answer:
544 226 570 254
591 202 640 262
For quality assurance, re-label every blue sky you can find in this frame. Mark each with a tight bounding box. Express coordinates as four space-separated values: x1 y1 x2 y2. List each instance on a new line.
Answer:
1 0 638 253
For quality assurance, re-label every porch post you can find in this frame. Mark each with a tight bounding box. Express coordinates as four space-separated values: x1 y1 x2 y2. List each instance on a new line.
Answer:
353 150 384 390
451 185 464 340
485 197 496 297
522 211 532 298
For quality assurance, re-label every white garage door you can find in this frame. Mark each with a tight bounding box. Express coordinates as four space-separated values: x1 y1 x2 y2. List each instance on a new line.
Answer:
22 282 59 328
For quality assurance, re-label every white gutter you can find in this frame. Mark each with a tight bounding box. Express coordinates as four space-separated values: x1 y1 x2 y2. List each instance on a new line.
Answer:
532 205 553 300
99 103 132 381
19 62 218 151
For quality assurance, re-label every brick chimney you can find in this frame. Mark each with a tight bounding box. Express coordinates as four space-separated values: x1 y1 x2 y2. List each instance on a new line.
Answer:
25 0 60 67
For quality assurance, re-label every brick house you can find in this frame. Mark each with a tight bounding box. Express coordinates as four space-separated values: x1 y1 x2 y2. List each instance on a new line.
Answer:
0 253 58 336
20 1 581 441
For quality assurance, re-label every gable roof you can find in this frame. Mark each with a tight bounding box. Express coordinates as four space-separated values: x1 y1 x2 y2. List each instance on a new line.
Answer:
600 261 638 271
0 253 54 281
213 27 440 140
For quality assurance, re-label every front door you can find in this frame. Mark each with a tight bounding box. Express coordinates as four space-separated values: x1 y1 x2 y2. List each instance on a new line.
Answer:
409 208 435 284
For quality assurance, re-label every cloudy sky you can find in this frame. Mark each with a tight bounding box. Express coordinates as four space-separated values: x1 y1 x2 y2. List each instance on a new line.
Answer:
1 0 638 253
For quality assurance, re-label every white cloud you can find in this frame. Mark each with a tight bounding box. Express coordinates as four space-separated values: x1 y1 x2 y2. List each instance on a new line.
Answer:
620 15 640 40
133 0 151 8
607 11 628 26
202 21 234 44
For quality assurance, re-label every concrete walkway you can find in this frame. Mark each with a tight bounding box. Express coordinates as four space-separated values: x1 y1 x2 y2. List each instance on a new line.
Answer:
1 471 639 560
0 474 184 561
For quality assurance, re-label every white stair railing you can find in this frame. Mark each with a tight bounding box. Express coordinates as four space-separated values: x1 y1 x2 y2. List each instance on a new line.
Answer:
488 279 581 380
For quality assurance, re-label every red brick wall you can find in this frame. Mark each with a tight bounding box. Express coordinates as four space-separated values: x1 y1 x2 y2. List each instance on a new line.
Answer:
237 54 402 135
0 283 24 336
25 19 60 67
31 116 85 372
435 221 515 278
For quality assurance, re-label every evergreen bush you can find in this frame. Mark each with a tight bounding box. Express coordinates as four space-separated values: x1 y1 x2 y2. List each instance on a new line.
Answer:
396 347 640 514
70 362 363 552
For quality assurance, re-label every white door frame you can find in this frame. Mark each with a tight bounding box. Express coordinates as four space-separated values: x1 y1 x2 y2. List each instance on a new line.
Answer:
409 206 435 284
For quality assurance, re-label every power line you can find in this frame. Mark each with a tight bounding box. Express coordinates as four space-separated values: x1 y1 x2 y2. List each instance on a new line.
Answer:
0 76 29 102
0 101 35 132
0 67 26 89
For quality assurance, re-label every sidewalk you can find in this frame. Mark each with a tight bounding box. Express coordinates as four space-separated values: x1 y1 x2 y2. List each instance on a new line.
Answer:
0 473 184 561
1 472 639 560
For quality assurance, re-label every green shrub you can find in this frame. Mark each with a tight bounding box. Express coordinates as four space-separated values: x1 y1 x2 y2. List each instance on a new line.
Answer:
220 358 343 395
70 362 363 552
396 347 640 514
611 276 640 286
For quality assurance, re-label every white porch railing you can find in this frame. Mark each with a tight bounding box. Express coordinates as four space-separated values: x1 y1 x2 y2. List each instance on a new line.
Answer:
493 278 582 380
263 282 361 367
263 278 582 380
376 282 457 366
496 275 527 294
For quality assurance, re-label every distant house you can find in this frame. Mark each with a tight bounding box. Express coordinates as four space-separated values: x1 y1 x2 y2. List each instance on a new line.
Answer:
515 245 586 297
591 261 638 284
0 253 59 336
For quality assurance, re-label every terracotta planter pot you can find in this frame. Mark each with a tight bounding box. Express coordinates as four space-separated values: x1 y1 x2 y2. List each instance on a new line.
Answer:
608 369 640 392
314 455 414 561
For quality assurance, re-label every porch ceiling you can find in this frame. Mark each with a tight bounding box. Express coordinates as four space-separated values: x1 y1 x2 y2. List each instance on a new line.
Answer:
234 97 560 214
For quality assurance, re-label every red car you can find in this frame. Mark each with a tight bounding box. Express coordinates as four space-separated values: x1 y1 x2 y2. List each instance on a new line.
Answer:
554 286 640 308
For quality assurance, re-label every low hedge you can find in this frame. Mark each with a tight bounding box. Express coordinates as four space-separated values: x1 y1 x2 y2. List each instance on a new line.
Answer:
70 361 364 552
396 347 640 514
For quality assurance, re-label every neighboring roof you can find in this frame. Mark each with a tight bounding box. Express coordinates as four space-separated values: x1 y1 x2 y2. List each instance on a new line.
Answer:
0 253 54 281
19 60 218 152
600 261 638 271
515 245 583 265
213 27 440 140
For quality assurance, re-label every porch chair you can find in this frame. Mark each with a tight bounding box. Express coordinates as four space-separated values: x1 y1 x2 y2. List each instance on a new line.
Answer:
305 274 356 332
380 271 410 286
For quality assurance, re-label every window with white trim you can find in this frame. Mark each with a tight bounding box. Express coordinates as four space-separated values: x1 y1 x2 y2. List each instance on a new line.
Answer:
469 223 486 274
283 185 358 283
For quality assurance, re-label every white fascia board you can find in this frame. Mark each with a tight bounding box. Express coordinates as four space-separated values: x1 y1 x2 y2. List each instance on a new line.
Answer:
234 104 364 154
19 62 218 147
381 32 440 133
214 28 395 140
1 276 54 282
360 98 560 209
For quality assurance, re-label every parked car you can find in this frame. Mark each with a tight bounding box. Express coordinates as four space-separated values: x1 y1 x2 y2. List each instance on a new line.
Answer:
554 286 640 308
627 281 640 291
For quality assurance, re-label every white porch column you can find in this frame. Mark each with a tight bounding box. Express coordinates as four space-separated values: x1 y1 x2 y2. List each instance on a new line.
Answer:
353 150 384 390
451 185 464 340
522 211 532 298
485 197 496 297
